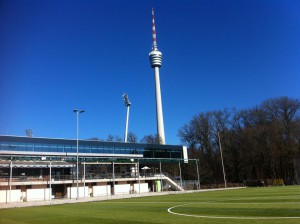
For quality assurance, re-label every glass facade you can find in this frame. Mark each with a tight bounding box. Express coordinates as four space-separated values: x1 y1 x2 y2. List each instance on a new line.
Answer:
0 136 184 160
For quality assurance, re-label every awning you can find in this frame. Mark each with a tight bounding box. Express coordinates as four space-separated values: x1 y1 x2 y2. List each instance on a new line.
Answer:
0 163 74 168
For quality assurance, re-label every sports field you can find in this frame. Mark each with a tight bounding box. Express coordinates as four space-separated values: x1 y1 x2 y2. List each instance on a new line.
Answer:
0 186 299 224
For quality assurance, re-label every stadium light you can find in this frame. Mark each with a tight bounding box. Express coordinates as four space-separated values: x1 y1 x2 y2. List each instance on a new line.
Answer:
122 94 131 143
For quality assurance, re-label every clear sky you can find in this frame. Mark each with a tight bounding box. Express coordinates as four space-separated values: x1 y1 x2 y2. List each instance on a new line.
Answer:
1 0 299 145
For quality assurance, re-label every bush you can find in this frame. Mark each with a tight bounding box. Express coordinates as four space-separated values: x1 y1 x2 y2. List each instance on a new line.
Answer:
273 179 284 186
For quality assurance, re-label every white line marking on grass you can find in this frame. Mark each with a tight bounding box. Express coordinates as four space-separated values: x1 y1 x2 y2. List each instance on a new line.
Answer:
224 195 300 202
105 201 178 204
167 203 300 220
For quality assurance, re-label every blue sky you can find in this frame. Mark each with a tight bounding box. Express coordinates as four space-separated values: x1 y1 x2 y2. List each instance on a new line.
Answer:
1 0 299 145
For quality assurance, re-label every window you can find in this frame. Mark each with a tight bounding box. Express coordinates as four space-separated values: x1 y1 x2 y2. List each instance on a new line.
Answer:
91 146 98 153
26 144 34 151
49 144 58 152
57 144 64 152
16 143 27 151
64 145 73 153
34 144 43 152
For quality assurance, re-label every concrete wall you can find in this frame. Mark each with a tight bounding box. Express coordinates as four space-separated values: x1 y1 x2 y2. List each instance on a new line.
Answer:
0 183 150 203
26 188 51 201
134 183 149 193
67 186 89 199
114 184 130 195
92 185 111 196
0 189 21 203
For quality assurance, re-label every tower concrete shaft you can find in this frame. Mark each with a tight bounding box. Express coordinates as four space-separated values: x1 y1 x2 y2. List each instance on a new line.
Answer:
154 67 165 144
149 8 165 144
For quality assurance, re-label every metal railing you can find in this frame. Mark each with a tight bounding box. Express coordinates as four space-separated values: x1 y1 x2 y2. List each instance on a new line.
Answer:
0 175 75 182
0 171 153 183
0 171 178 184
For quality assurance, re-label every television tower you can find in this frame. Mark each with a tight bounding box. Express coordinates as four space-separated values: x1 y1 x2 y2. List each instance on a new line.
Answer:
149 8 165 144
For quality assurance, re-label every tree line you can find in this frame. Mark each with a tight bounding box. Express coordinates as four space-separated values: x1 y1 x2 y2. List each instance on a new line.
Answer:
178 96 300 185
89 132 161 144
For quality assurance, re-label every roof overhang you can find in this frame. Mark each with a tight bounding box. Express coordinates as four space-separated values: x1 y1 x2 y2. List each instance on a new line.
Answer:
0 150 143 158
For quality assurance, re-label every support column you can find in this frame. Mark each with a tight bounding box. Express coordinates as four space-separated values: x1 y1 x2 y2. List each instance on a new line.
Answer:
196 159 201 190
159 162 163 192
49 160 52 204
112 162 115 195
179 161 183 189
83 161 86 198
138 160 140 194
9 160 12 203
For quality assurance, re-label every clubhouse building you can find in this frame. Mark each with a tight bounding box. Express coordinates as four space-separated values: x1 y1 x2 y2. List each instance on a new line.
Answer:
0 135 190 203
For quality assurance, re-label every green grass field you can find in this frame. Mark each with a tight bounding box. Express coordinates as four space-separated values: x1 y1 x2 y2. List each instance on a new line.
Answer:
1 186 299 224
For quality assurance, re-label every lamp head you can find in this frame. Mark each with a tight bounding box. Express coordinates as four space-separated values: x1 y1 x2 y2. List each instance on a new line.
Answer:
73 109 85 113
122 94 131 107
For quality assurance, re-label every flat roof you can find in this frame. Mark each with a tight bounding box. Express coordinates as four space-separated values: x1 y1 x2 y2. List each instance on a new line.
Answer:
0 135 183 149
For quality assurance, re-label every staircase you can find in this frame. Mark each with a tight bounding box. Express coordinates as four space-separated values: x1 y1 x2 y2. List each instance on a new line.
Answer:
153 173 184 191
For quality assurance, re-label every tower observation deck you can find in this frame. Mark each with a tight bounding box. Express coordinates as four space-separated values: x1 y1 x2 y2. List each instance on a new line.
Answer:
149 49 162 68
149 8 165 144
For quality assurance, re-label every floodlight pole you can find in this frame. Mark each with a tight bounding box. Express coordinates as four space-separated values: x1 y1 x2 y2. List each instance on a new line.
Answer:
218 131 227 188
74 109 85 200
122 94 131 143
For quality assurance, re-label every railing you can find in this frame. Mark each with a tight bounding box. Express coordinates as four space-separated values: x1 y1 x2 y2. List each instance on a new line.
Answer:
0 175 75 182
0 171 178 183
161 172 177 182
0 172 146 183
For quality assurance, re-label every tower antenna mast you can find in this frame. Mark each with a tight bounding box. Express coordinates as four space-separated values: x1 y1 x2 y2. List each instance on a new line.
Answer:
152 7 157 50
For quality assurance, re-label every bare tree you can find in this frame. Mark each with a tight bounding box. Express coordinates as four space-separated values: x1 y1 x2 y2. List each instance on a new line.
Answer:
87 137 102 141
140 134 161 144
178 96 300 185
106 134 114 142
127 132 138 143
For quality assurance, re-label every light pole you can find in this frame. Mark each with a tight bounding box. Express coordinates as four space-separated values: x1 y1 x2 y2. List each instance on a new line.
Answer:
218 131 227 188
74 109 85 200
122 94 131 143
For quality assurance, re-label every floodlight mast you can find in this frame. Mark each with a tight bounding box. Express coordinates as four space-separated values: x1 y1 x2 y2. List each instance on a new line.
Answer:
218 131 227 188
149 7 165 144
123 94 131 143
73 108 85 200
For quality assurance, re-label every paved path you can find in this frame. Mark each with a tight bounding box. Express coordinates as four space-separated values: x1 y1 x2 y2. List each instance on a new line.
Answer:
0 187 245 209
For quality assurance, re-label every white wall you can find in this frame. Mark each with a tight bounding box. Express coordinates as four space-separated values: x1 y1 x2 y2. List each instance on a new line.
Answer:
26 188 51 201
67 186 89 199
92 185 111 196
134 183 149 193
114 184 130 195
0 190 21 203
